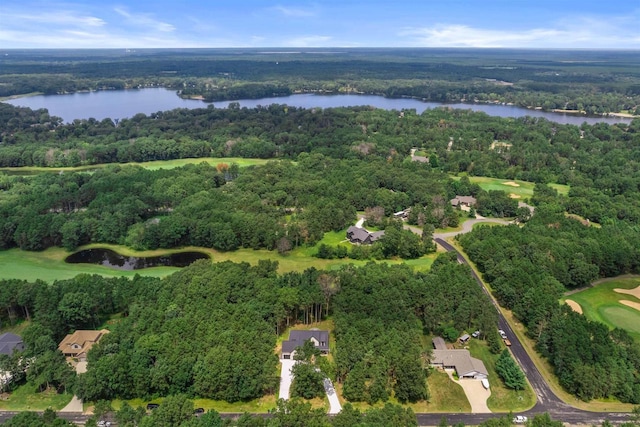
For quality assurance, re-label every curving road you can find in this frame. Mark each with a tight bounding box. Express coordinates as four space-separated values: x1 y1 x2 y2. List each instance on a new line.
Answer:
427 238 632 426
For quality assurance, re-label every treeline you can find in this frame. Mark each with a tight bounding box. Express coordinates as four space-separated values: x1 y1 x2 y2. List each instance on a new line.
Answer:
0 156 456 252
459 199 640 402
2 49 640 113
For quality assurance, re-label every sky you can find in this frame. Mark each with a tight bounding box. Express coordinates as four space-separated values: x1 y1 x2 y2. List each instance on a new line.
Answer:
1 0 639 49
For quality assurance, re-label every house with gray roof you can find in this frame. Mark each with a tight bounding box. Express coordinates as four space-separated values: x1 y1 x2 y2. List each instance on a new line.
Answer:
431 349 488 379
281 330 329 360
346 226 385 245
450 195 477 208
0 333 24 356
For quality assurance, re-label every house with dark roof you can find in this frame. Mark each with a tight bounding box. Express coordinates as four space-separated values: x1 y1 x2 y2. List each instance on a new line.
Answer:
281 330 329 360
346 226 385 245
0 333 24 356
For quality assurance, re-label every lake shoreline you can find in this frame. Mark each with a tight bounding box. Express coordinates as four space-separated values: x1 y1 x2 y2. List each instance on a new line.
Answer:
2 88 634 126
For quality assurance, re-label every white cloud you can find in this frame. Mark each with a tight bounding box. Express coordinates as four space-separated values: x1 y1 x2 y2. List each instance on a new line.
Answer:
114 7 175 32
400 15 640 49
272 5 316 17
0 10 105 28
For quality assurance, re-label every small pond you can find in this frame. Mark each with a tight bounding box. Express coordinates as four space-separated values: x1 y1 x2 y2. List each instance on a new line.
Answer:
65 248 210 270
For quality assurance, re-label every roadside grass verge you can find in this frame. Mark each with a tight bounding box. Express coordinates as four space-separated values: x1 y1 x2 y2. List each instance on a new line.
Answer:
468 340 534 412
111 396 278 414
0 157 271 175
0 383 72 411
448 238 635 412
450 175 570 198
563 277 640 343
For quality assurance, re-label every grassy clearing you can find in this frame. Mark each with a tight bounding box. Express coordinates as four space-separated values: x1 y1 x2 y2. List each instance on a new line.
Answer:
450 175 570 198
0 230 437 282
0 157 271 175
563 277 640 343
0 383 72 411
565 213 602 228
467 340 534 412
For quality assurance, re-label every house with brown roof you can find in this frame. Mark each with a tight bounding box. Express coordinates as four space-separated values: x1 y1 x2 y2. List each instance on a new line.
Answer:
58 329 109 361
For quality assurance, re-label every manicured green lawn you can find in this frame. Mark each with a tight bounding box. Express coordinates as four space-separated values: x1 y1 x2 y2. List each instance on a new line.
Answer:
0 246 179 282
0 383 72 411
0 157 271 175
422 369 471 413
450 175 570 198
0 231 437 282
563 277 640 343
468 340 535 412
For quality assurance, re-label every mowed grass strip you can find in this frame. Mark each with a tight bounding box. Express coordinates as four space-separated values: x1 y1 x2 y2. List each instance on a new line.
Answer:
450 175 570 198
0 230 437 282
563 277 640 343
0 157 271 175
0 246 179 282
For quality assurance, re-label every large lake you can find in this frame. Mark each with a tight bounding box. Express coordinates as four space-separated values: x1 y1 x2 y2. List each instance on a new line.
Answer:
4 88 634 126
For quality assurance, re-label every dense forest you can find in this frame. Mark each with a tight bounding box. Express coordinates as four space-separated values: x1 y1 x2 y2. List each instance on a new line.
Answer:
2 49 640 114
0 255 496 406
0 155 462 252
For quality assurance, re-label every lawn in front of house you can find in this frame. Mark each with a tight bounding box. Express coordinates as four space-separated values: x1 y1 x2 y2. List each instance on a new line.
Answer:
467 339 535 412
0 383 73 411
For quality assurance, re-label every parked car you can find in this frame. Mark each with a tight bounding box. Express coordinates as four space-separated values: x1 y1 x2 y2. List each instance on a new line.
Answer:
472 330 481 338
498 329 507 339
513 415 528 424
146 403 159 411
504 338 512 346
194 408 205 416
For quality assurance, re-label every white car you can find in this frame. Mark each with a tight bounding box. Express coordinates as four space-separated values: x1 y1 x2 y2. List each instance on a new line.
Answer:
513 415 528 424
499 329 507 339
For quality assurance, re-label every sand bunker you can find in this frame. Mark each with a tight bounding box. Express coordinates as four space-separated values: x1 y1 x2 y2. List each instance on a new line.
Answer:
620 300 640 312
614 286 640 299
509 193 521 199
502 181 520 187
565 299 583 314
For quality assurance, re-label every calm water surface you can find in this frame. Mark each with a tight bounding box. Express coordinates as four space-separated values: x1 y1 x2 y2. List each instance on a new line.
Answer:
65 248 210 270
4 88 633 126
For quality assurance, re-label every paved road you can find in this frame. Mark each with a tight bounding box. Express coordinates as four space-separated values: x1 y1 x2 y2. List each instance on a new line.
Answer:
432 238 632 426
404 217 511 241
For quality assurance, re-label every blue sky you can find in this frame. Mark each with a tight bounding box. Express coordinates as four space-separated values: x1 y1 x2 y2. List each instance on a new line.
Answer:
1 1 639 49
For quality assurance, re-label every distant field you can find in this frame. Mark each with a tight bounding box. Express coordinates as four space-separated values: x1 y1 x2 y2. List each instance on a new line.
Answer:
451 175 570 199
563 277 640 343
0 230 436 282
0 157 271 175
